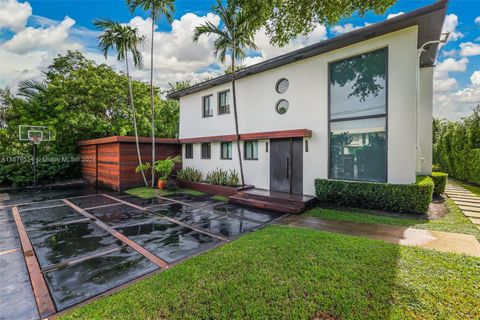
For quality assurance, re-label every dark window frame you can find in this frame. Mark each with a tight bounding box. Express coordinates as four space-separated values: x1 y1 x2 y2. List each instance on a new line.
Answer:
244 140 259 160
202 94 213 118
327 47 388 183
185 143 193 159
201 142 211 159
218 90 230 115
220 142 232 160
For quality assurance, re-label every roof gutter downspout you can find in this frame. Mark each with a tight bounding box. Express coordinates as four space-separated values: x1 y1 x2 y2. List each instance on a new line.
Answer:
415 33 449 174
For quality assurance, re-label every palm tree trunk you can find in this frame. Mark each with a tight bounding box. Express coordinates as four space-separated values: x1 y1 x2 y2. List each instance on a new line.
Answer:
150 10 156 187
126 52 148 186
231 53 245 188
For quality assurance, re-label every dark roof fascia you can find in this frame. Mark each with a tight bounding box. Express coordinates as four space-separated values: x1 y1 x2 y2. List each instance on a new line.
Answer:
167 0 448 100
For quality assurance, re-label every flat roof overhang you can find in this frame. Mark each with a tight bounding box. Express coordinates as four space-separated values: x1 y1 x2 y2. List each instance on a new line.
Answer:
167 0 448 100
78 136 180 146
179 129 312 144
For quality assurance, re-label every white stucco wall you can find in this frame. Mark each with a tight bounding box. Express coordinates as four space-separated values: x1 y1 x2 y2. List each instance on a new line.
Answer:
418 67 434 175
179 26 420 195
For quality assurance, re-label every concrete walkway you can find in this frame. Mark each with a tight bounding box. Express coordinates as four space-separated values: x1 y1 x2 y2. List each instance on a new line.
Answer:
445 182 480 230
275 215 480 257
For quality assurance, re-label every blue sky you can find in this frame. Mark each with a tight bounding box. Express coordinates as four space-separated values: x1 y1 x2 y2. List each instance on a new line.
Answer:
1 0 479 120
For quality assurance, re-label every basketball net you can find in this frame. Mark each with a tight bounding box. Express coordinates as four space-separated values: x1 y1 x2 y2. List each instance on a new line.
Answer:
30 136 43 145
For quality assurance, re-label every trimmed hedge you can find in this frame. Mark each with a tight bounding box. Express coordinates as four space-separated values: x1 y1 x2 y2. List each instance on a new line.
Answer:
431 172 448 197
315 176 434 213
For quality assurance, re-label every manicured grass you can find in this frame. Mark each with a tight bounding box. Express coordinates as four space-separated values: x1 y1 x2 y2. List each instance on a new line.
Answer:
451 179 480 197
211 195 228 202
303 199 480 240
60 225 479 319
125 187 204 199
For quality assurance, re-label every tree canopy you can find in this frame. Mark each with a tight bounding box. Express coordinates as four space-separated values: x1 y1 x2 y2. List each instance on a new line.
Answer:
235 0 397 46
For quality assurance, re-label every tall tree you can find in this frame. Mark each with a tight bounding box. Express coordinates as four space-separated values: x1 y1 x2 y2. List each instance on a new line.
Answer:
193 0 257 187
94 19 148 186
126 0 175 187
236 0 396 46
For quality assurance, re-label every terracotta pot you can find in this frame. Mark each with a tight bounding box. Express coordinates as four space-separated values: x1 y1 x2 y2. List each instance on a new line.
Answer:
157 179 166 189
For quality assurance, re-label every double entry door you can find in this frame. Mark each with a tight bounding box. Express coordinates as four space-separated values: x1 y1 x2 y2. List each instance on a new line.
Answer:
269 138 303 194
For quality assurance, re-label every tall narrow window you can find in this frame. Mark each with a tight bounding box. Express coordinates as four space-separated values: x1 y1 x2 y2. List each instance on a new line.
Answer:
185 144 193 159
218 90 230 114
329 48 387 182
220 142 232 159
244 141 258 160
201 143 211 159
202 95 213 117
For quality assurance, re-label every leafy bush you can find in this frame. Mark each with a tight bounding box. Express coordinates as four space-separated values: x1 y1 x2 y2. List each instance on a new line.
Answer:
431 172 448 197
177 167 203 182
433 107 480 186
0 155 80 187
135 156 181 181
314 176 434 213
205 168 239 187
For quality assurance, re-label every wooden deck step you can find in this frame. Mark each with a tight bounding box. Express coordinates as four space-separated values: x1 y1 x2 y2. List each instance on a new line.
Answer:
228 195 305 214
228 189 316 214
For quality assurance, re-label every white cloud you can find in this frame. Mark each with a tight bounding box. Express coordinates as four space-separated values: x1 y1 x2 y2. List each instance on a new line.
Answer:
471 71 480 86
387 12 404 19
442 14 464 42
4 16 82 54
460 42 480 57
330 23 362 35
434 69 480 120
433 58 468 94
442 49 458 58
475 17 480 25
0 0 32 32
435 57 468 73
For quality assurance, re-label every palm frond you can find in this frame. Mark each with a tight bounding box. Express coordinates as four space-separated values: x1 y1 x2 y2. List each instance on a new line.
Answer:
17 79 47 98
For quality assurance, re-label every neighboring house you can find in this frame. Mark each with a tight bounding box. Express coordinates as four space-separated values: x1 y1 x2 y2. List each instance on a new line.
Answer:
168 1 447 196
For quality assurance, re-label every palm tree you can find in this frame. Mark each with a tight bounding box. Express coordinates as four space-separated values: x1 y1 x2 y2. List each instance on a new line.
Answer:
126 0 175 187
94 18 148 186
193 0 257 187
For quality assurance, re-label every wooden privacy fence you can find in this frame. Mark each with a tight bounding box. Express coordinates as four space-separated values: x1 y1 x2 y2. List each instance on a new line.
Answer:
78 136 181 191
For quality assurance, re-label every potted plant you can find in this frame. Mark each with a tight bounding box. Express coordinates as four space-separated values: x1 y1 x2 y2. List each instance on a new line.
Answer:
135 156 181 189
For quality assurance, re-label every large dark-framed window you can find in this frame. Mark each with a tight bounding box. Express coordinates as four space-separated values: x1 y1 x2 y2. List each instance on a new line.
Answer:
328 48 388 183
201 142 211 159
244 140 258 160
202 95 213 118
185 143 193 159
220 142 232 160
218 90 230 115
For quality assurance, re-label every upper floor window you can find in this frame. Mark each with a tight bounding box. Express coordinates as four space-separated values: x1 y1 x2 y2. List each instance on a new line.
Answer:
202 95 213 118
185 143 193 159
244 141 258 160
201 142 211 159
329 48 387 183
220 142 232 160
218 90 230 115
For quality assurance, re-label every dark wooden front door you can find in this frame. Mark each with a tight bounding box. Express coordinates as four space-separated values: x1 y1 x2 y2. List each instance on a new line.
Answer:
270 138 303 194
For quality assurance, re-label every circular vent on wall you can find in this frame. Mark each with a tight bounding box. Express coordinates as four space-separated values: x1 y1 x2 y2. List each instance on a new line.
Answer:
275 99 289 114
275 78 289 94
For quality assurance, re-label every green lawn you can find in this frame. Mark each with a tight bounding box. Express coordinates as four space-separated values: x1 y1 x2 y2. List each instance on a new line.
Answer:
60 225 479 319
125 186 205 198
303 199 480 240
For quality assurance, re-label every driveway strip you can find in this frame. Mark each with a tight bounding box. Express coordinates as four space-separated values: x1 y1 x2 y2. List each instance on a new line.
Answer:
63 199 170 269
11 206 56 318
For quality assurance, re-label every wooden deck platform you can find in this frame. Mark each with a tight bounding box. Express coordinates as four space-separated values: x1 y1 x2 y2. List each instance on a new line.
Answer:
229 189 316 214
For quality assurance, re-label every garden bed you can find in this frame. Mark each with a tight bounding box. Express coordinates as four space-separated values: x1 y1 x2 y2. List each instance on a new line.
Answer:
177 180 243 197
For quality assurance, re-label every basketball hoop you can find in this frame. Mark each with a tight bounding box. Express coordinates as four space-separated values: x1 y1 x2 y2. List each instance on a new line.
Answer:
30 135 43 145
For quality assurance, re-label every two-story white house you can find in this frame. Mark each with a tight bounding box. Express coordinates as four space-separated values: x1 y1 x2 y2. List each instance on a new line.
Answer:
167 1 447 197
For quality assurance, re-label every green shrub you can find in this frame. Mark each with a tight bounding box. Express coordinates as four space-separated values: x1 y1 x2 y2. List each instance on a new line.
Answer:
205 168 239 187
430 172 448 197
314 176 434 213
176 167 203 182
432 164 441 172
468 149 480 185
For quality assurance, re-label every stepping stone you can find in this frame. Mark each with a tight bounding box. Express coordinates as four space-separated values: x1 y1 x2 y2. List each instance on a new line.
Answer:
469 217 480 225
463 211 480 219
448 196 479 202
459 205 480 213
455 201 480 207
446 191 474 196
